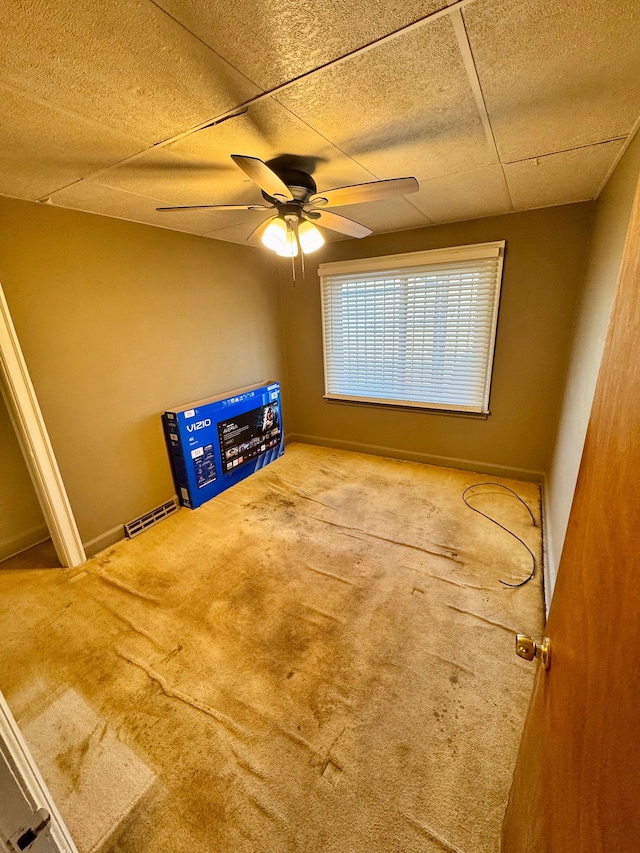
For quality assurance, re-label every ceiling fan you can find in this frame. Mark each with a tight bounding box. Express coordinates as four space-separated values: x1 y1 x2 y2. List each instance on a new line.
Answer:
157 155 419 257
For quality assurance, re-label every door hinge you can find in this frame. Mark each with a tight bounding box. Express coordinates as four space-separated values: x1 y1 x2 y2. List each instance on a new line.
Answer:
7 807 51 851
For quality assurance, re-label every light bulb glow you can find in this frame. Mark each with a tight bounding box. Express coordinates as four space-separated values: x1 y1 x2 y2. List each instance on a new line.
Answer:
276 226 299 258
298 220 325 254
262 218 287 252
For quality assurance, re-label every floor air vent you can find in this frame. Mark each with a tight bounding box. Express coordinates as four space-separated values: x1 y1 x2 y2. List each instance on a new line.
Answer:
124 498 179 538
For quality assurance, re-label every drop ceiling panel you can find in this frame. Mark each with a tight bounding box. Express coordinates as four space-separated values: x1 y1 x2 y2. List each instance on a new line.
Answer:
48 182 224 236
202 219 273 246
166 98 378 202
504 140 625 211
319 197 433 234
0 0 260 143
94 149 245 208
276 17 495 183
414 165 512 223
0 1 637 242
0 84 147 200
464 0 640 162
153 0 447 91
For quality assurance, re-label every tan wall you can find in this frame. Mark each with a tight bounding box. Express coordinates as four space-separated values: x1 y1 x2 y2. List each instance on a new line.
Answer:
0 197 283 549
280 203 594 478
0 391 47 560
545 133 640 594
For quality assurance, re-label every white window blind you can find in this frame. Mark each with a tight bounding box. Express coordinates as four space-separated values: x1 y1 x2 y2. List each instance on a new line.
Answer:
319 242 505 414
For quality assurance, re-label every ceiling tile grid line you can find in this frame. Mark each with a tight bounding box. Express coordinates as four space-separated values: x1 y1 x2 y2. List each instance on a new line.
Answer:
461 0 640 164
0 78 153 202
387 194 437 227
595 115 640 196
274 16 495 180
446 6 514 212
503 136 629 166
36 142 241 206
150 0 447 91
2 0 638 242
144 0 266 95
447 10 497 152
504 139 625 210
0 0 263 145
46 182 233 237
116 0 482 156
269 98 392 186
31 0 482 212
0 80 151 150
269 98 436 227
57 181 228 219
0 90 153 202
56 205 226 238
34 115 256 205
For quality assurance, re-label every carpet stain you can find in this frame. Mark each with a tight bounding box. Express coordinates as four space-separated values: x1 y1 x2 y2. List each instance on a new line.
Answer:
311 516 466 563
102 604 163 647
270 474 338 509
428 654 474 677
116 652 245 738
0 443 543 853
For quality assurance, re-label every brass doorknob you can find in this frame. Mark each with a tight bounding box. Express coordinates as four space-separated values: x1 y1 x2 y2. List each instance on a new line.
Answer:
516 634 551 669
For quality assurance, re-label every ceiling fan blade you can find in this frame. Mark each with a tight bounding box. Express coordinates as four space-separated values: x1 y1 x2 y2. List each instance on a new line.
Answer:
231 155 293 203
247 216 277 247
156 203 274 212
308 176 419 208
310 210 372 239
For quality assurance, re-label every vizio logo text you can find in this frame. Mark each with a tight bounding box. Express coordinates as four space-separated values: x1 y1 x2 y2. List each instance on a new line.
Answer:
186 419 212 432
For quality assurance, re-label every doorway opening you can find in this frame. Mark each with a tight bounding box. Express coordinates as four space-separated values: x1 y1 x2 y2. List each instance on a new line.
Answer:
0 282 85 569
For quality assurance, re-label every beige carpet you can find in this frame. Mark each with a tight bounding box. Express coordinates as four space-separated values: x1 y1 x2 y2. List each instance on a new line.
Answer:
0 443 544 853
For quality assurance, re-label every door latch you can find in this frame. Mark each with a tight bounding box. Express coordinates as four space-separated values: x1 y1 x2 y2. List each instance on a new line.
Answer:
8 808 51 851
516 634 551 669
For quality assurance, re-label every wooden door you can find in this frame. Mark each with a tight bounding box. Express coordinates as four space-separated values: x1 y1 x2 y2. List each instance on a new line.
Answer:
501 176 640 851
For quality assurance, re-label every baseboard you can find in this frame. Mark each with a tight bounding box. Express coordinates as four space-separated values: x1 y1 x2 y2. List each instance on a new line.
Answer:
288 433 545 483
83 524 125 558
82 495 183 559
0 525 49 563
541 473 556 619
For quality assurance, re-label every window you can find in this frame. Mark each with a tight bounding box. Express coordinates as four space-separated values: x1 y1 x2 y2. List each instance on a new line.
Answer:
319 241 505 414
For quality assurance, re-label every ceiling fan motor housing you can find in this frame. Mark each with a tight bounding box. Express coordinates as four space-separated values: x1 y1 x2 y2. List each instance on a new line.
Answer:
261 167 317 203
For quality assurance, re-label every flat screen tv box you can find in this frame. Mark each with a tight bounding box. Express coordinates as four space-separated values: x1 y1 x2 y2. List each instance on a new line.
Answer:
163 380 284 509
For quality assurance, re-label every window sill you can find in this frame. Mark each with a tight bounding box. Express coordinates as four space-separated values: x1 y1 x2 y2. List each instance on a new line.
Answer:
323 396 490 419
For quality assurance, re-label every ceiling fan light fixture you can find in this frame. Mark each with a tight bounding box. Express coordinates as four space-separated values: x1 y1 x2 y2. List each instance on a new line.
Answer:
262 217 288 253
298 220 325 254
276 225 299 258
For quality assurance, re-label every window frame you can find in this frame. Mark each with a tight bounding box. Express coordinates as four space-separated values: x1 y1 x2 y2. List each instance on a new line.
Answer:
318 241 505 415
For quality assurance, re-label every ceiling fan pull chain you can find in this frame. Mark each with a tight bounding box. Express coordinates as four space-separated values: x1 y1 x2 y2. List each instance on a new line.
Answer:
293 217 305 279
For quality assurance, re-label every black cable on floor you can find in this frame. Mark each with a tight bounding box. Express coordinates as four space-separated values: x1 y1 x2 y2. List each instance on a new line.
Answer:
462 483 537 588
